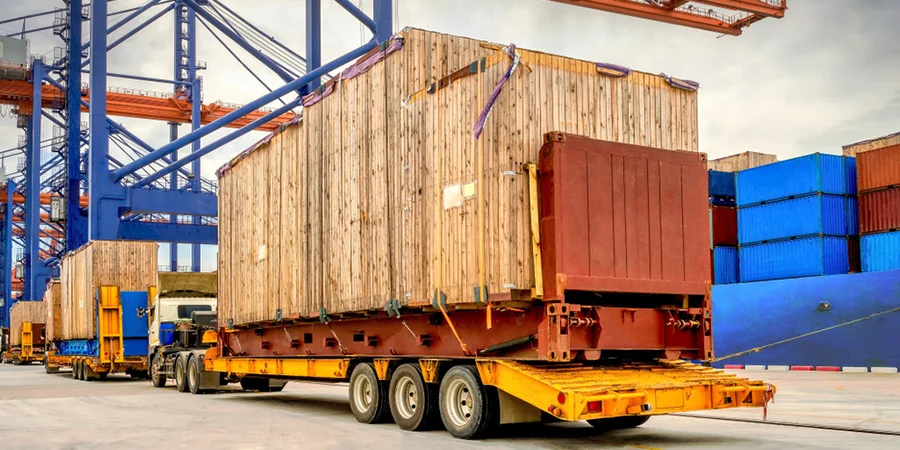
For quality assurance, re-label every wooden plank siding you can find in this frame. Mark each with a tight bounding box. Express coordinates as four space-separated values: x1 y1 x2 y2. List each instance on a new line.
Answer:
217 28 701 325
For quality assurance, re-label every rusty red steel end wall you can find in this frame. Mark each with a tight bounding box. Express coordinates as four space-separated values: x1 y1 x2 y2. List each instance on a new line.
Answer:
860 187 900 234
538 132 711 300
710 206 738 247
857 144 900 192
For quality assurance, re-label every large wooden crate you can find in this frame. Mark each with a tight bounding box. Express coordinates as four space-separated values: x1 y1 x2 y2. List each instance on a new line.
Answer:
217 28 701 326
843 131 900 157
44 279 62 342
9 301 46 346
59 240 158 340
707 151 777 172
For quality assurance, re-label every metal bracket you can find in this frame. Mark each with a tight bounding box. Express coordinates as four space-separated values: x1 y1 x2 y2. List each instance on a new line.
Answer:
275 308 283 322
473 285 489 306
384 298 401 317
432 290 447 310
319 307 331 323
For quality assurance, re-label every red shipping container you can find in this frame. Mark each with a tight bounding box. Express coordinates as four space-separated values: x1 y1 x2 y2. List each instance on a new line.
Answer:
857 144 900 192
539 132 710 300
859 187 900 234
710 206 738 246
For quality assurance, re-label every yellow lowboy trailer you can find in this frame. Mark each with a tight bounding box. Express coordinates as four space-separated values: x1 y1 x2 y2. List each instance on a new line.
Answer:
2 322 45 365
201 353 773 438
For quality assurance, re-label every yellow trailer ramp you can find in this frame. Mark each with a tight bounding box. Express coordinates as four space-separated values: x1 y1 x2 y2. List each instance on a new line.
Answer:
476 359 774 422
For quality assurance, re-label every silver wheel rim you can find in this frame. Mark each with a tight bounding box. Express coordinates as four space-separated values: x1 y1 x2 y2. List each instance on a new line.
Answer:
444 378 475 427
394 376 418 419
176 360 183 385
353 374 373 412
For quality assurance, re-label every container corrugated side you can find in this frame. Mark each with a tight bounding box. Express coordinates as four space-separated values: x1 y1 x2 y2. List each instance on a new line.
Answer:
845 156 857 195
710 206 737 247
739 237 850 282
861 231 900 272
857 144 900 192
712 246 739 284
860 187 900 234
847 197 859 236
708 170 736 198
736 153 848 207
737 194 849 245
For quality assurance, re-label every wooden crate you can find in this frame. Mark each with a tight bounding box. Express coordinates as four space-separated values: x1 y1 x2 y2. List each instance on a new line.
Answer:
843 131 900 157
44 279 62 342
217 28 701 325
59 240 158 340
9 301 46 346
707 151 777 172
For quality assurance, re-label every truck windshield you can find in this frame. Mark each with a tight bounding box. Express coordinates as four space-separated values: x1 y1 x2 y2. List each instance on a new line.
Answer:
177 305 212 319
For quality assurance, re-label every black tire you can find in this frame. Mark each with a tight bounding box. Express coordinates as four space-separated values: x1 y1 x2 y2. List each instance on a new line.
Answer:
188 356 208 395
349 363 392 424
98 372 108 381
439 365 500 440
587 416 650 431
71 360 79 379
389 363 440 431
174 354 189 393
240 377 262 391
78 361 86 381
150 355 166 388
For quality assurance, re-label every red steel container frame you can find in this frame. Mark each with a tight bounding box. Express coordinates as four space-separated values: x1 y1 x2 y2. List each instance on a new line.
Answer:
538 132 710 300
859 187 900 234
857 144 900 192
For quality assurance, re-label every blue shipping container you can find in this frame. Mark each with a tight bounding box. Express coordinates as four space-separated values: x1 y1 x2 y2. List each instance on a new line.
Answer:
861 231 900 272
737 194 850 245
712 270 900 368
847 196 859 236
739 236 850 282
708 170 736 198
736 153 849 207
713 246 739 284
845 156 857 195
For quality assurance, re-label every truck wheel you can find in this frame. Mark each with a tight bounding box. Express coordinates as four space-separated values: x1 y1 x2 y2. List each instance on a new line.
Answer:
150 355 166 388
266 380 287 392
439 365 500 439
174 354 189 392
389 363 439 431
98 372 108 381
349 362 391 424
587 416 650 430
71 361 79 379
188 356 210 395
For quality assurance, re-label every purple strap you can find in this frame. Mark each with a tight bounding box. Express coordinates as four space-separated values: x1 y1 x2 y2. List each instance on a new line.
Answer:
661 73 700 91
302 83 335 108
596 62 631 78
473 44 519 140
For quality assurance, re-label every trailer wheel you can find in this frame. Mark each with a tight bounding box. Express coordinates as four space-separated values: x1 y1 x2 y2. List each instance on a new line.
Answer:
439 365 500 440
98 372 108 381
150 355 166 388
349 362 391 424
188 356 211 395
587 415 650 431
389 363 439 431
174 354 189 392
71 360 79 379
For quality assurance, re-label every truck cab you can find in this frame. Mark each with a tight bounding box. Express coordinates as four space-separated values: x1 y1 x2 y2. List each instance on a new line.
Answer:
147 272 217 366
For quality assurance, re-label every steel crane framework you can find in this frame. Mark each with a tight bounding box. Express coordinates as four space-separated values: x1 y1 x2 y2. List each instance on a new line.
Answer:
0 0 785 328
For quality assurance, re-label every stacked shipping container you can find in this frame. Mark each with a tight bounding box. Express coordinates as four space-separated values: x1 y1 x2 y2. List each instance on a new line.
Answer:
855 141 900 271
708 170 738 284
736 153 858 282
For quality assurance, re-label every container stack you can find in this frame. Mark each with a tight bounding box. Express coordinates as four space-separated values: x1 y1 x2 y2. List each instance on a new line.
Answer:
856 141 900 272
709 170 738 284
736 153 858 282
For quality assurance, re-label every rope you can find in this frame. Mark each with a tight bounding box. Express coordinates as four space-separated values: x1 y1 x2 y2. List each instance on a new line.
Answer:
707 305 900 363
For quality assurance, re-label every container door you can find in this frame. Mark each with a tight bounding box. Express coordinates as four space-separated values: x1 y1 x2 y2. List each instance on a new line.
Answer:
120 291 149 358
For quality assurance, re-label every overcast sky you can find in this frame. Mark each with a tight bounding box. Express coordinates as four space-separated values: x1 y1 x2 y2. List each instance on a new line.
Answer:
2 0 899 270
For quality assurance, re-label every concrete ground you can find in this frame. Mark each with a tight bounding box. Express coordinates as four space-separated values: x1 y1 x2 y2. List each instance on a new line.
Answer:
1 365 898 449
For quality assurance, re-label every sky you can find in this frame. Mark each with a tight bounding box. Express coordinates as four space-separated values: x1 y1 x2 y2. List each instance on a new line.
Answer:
1 0 899 271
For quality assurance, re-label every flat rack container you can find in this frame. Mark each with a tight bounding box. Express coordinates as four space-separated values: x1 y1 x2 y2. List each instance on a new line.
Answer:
737 194 851 245
739 236 850 282
861 231 900 272
712 246 738 285
736 153 849 207
859 187 900 234
59 240 158 340
217 28 703 325
857 144 900 192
